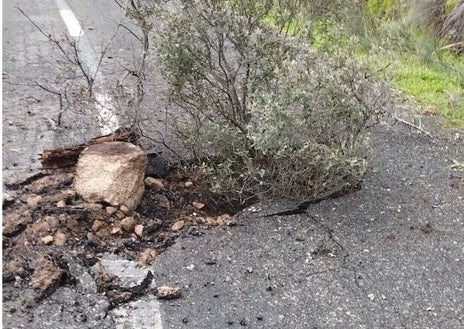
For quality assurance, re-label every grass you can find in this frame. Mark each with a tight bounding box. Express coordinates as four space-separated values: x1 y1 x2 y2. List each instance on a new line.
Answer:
360 29 464 127
393 55 464 125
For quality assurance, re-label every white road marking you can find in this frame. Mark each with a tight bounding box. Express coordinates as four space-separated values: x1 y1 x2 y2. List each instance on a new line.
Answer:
54 0 120 135
54 3 163 328
98 258 164 329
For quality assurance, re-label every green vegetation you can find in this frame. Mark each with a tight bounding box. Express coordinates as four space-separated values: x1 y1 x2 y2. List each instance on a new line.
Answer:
309 0 464 127
151 0 388 203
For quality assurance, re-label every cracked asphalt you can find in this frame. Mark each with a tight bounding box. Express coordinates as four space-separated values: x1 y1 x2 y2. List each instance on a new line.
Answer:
151 119 464 329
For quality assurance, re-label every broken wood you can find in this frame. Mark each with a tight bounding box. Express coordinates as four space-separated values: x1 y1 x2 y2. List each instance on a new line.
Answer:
39 128 139 169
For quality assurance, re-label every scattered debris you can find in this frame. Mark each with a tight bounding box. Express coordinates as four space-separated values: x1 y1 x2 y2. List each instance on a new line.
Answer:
40 235 54 245
106 206 118 215
153 286 182 300
137 249 158 267
192 201 205 210
134 224 144 237
30 257 68 301
145 177 165 190
158 195 171 209
3 142 251 311
102 271 155 309
171 220 185 232
120 217 137 232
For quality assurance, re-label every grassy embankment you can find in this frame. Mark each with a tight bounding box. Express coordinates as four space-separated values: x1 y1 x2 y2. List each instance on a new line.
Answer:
359 0 464 127
263 0 464 128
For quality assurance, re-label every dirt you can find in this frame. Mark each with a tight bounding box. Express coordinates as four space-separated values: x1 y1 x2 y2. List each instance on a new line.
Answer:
2 166 240 313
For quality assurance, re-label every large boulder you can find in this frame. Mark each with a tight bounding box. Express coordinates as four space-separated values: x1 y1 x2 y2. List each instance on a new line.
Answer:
74 142 146 211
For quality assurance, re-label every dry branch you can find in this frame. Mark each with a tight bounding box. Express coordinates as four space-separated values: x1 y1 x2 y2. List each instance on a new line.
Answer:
40 128 139 169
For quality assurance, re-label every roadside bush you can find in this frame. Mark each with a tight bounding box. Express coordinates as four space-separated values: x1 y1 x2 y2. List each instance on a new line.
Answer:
152 0 389 203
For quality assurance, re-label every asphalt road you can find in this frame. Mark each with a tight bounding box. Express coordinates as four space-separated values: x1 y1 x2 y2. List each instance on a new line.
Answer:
2 0 143 184
3 1 464 329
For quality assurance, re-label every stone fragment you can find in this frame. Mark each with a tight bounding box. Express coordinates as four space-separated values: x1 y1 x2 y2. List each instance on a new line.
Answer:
31 259 65 292
53 231 67 246
115 211 126 220
74 142 146 211
159 195 170 208
154 286 182 300
56 200 66 208
111 226 122 235
120 217 137 232
120 205 131 215
92 220 105 232
83 203 103 210
192 201 205 210
171 220 185 232
106 206 118 215
137 249 158 267
145 177 165 190
26 194 42 208
40 235 54 245
134 224 144 237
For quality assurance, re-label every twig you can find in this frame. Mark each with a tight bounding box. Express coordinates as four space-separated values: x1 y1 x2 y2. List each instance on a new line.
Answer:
437 42 464 52
392 114 434 139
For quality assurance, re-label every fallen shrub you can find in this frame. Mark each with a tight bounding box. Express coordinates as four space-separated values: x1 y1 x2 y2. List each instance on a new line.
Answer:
152 0 389 204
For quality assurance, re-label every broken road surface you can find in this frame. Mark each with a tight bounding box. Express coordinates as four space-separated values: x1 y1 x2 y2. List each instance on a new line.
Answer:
3 0 464 328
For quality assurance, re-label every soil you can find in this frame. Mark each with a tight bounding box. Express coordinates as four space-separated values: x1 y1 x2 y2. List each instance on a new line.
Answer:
2 166 241 312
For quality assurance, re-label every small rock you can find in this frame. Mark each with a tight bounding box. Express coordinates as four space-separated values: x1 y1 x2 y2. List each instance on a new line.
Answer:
95 226 112 239
171 220 185 232
106 206 118 215
92 220 105 232
224 217 237 226
31 259 64 291
216 214 231 226
115 211 126 220
84 203 103 210
53 231 67 246
154 286 182 300
136 249 158 267
40 235 54 245
159 195 170 209
184 181 193 187
120 205 131 215
145 177 165 190
205 217 217 226
26 195 42 208
192 201 205 210
111 226 122 235
134 224 144 237
56 200 66 208
86 232 96 241
120 217 137 232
